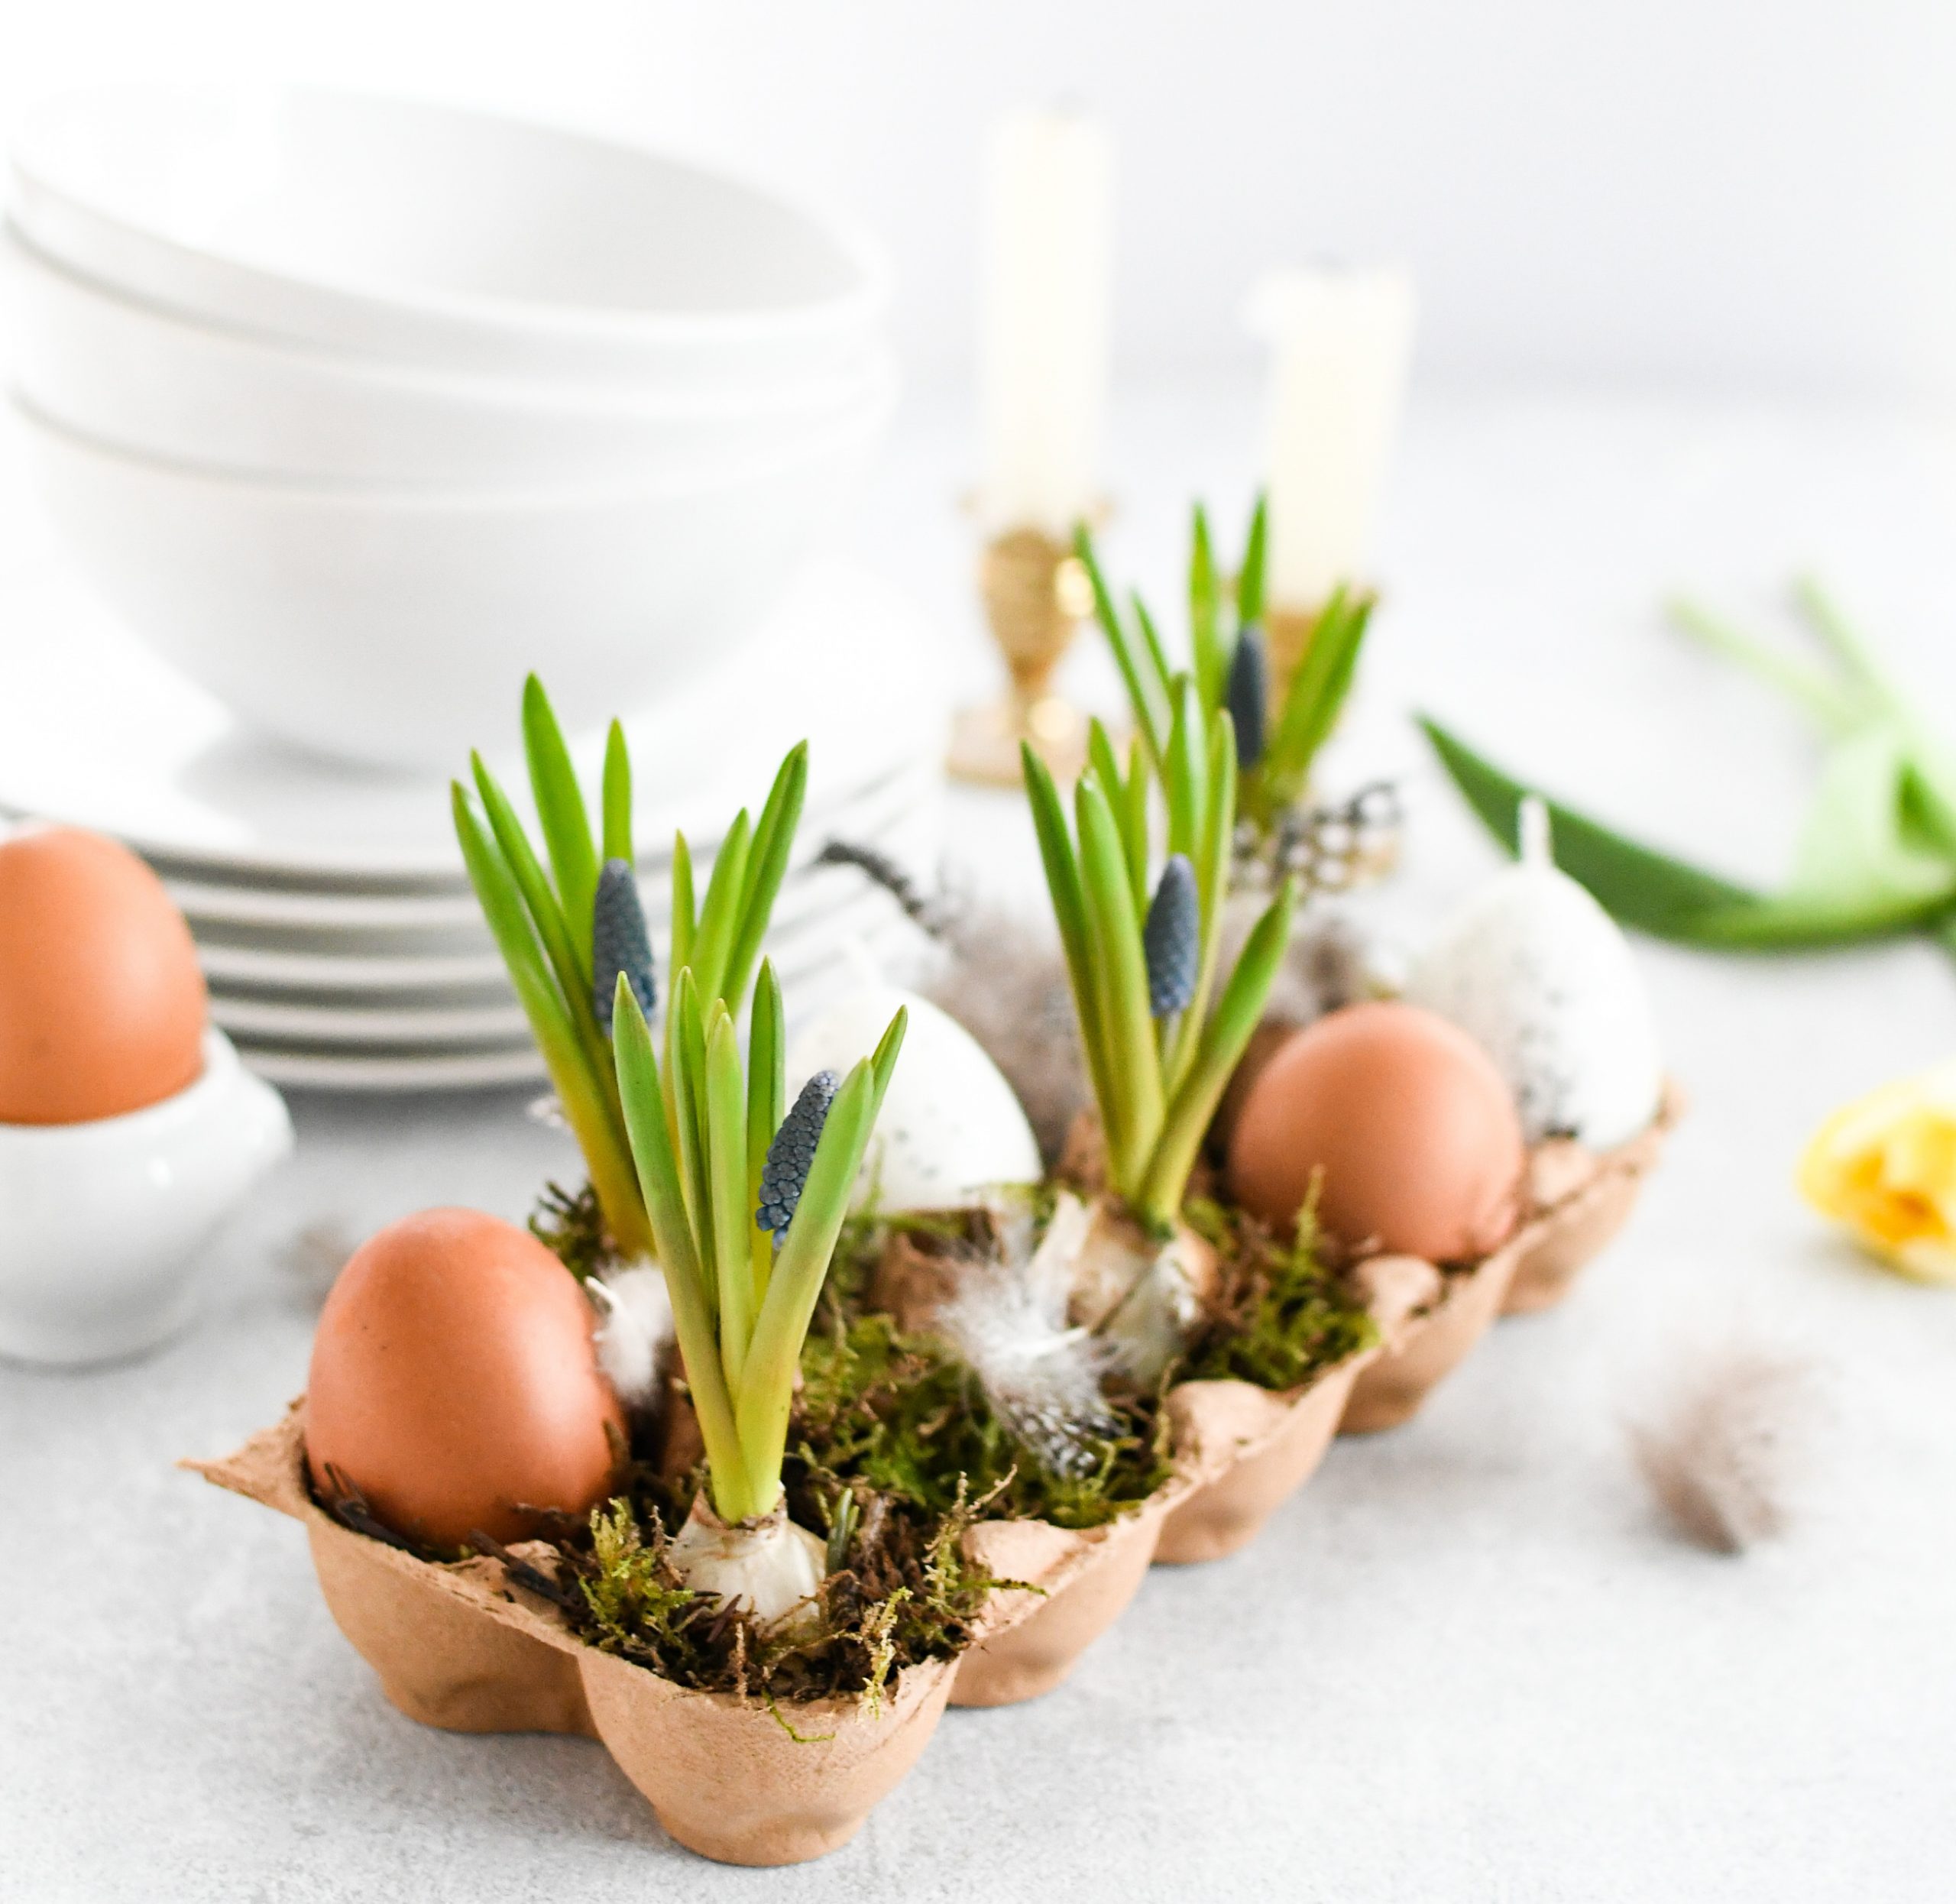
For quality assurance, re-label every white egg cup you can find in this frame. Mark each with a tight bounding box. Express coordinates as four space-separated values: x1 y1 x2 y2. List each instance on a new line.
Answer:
0 1028 293 1366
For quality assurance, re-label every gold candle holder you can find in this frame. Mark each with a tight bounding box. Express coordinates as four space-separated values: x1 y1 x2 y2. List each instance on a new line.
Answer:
947 524 1099 788
1261 602 1320 699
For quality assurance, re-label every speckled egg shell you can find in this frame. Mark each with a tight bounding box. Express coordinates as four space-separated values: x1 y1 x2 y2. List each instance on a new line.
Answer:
306 1208 624 1549
1406 855 1663 1150
786 985 1040 1213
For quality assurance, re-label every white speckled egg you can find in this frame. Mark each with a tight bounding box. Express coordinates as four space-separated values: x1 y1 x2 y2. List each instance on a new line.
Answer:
787 986 1041 1212
1405 798 1663 1150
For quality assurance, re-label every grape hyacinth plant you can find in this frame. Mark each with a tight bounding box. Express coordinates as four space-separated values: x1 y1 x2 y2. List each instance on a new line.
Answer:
610 970 906 1627
450 676 808 1273
1077 499 1382 879
1022 698 1297 1379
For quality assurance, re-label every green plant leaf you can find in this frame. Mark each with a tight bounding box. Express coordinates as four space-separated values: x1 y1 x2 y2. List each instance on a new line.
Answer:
454 785 646 1257
1077 772 1164 1193
669 968 713 1275
1086 716 1124 799
521 676 601 977
613 983 751 1522
1789 721 1956 906
601 720 633 865
704 1003 753 1388
1085 717 1142 910
735 1012 905 1507
1266 588 1371 800
1120 737 1153 919
723 742 808 1014
1236 493 1268 629
688 810 753 1004
1167 710 1237 1096
1419 715 1760 936
1667 597 1856 734
470 753 604 1061
1793 577 1896 706
1077 526 1167 770
1132 594 1174 706
746 963 785 1302
1689 888 1956 948
1190 504 1226 715
669 833 695 983
1023 742 1119 1151
1164 675 1207 862
1789 581 1956 859
1142 877 1294 1226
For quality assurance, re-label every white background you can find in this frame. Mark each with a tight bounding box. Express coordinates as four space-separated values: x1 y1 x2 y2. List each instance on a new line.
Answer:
2 0 1955 400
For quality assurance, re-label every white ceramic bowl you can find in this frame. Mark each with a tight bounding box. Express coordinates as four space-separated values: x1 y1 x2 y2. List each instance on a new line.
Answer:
11 83 889 389
0 1028 292 1365
18 391 890 770
5 224 898 488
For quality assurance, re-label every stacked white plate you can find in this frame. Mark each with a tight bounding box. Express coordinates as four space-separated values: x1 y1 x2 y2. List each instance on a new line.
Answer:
0 553 949 1091
4 82 896 772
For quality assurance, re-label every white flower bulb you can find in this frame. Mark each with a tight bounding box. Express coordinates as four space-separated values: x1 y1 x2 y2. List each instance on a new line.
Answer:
665 1495 827 1632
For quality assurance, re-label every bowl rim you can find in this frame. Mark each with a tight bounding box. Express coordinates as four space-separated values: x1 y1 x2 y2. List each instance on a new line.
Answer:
5 219 897 425
14 380 896 512
12 81 894 349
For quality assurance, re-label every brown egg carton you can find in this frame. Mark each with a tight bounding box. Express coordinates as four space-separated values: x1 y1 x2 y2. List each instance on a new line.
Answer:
943 1247 1442 1706
190 1406 977 1867
1341 1079 1685 1430
1503 1078 1686 1315
186 1089 1676 1865
184 1252 1430 1860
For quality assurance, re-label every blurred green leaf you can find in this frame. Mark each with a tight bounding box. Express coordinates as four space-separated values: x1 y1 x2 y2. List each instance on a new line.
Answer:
688 810 753 1005
1077 771 1164 1193
1190 504 1226 714
724 742 808 1014
601 720 633 865
1077 525 1168 769
1789 722 1956 906
1420 715 1760 936
1236 493 1268 630
520 676 600 977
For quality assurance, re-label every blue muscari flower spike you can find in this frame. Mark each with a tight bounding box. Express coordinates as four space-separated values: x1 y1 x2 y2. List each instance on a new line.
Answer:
1143 853 1200 1018
591 858 657 1036
756 1070 839 1244
1227 624 1268 770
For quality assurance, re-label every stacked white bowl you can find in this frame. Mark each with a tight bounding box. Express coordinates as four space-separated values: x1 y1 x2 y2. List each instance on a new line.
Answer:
5 83 896 771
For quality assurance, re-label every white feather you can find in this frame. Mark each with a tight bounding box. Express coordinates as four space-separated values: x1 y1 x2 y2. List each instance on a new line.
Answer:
588 1264 674 1408
935 1193 1121 1478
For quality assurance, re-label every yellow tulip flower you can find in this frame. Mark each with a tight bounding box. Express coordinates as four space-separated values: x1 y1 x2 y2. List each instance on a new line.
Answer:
1799 1060 1956 1284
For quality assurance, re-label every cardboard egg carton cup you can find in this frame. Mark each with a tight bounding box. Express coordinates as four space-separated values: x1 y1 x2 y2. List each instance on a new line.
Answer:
190 1081 1679 1867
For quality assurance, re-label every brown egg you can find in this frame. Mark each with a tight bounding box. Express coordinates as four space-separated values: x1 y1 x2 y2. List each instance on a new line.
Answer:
1228 1000 1527 1261
306 1208 625 1549
0 825 208 1124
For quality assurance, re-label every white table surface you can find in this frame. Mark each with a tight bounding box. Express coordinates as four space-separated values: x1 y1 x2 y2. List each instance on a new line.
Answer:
5 384 1955 1903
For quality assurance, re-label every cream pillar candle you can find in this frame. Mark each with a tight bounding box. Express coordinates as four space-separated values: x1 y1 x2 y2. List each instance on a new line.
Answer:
976 108 1112 539
1246 265 1417 610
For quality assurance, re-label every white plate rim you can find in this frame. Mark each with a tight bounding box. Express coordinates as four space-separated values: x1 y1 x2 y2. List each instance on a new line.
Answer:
158 756 938 928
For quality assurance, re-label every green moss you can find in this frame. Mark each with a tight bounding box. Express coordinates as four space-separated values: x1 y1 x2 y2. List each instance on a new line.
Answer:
513 1180 1367 1718
528 1177 614 1282
1180 1196 1377 1389
552 1474 1004 1714
796 1286 1170 1533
